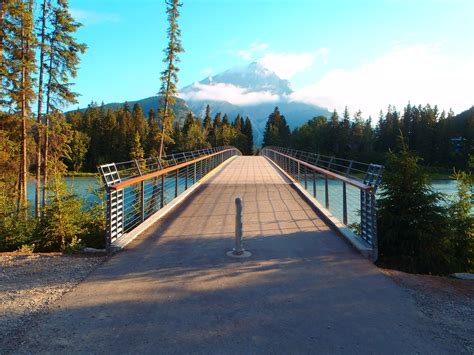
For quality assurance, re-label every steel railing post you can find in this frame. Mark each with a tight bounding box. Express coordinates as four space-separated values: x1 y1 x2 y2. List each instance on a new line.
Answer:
313 171 317 197
141 181 145 222
194 162 197 183
185 165 188 190
304 167 308 189
175 169 179 198
343 182 347 225
161 175 165 207
297 162 300 183
106 191 112 255
325 175 329 208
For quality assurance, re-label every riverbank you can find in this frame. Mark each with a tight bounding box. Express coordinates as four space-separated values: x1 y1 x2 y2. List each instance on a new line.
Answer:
0 253 105 351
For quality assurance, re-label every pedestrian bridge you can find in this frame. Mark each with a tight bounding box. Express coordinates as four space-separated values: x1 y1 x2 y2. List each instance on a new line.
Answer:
98 147 383 258
16 147 457 353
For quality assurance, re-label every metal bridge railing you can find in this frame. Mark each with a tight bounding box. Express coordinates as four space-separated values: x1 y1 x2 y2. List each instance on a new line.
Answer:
98 146 241 252
261 146 384 250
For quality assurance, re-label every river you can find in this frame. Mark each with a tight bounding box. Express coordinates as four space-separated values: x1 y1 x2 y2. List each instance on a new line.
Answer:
27 176 462 209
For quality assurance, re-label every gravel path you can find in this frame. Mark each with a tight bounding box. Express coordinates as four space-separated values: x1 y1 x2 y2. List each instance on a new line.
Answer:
0 253 105 351
382 269 474 353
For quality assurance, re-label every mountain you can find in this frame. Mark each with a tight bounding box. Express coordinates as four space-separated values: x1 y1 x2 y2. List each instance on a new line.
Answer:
73 62 330 144
179 62 330 142
199 62 292 96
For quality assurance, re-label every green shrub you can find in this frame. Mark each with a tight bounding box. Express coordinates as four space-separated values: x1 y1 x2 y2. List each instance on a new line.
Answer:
0 195 35 251
33 176 86 252
448 170 474 272
377 138 452 274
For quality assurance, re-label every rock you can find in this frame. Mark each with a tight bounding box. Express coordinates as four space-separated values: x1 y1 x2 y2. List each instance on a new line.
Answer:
449 273 474 280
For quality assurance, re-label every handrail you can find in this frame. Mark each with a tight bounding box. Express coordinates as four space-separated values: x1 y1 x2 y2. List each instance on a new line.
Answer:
110 148 238 190
267 149 373 192
261 146 384 254
98 146 241 252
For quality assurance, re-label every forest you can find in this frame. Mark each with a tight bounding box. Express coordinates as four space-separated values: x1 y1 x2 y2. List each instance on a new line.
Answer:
65 103 254 172
263 104 473 172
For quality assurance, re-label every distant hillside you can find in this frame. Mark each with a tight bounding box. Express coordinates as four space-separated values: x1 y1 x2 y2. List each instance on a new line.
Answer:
75 96 191 124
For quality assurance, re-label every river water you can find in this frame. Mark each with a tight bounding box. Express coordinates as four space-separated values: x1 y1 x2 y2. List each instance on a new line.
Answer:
27 176 462 207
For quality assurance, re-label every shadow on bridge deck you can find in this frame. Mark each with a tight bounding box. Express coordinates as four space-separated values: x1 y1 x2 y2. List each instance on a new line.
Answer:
13 157 459 353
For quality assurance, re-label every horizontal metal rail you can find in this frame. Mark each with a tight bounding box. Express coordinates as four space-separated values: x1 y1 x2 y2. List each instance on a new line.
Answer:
261 147 383 252
98 146 241 252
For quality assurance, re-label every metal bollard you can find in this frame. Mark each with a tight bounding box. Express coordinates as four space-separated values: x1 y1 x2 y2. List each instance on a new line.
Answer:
227 197 251 258
234 197 243 254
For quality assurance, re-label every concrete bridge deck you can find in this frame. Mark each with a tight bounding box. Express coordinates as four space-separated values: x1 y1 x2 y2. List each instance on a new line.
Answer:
14 157 455 353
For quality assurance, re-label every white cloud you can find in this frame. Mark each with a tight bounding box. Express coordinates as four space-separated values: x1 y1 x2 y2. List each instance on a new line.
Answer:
236 41 269 60
179 82 279 106
290 44 474 117
70 9 120 25
257 48 329 79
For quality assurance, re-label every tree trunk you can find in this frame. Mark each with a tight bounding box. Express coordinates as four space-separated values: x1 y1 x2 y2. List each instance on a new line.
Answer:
42 41 54 211
17 1 29 219
35 0 47 218
158 67 173 160
0 1 5 97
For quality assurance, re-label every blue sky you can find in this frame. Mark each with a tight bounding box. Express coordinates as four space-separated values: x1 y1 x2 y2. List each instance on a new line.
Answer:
68 0 474 117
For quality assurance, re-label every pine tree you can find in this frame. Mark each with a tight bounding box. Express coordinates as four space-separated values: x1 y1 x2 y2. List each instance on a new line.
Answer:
213 112 222 128
448 170 474 272
262 107 290 147
131 103 147 141
158 0 184 159
203 104 212 129
182 111 195 134
222 113 230 127
145 109 161 157
34 0 50 218
2 0 36 216
129 131 144 161
378 136 451 274
242 117 253 155
42 0 86 210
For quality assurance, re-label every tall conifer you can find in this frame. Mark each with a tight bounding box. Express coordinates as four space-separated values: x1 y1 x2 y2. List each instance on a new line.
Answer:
158 0 184 159
42 0 86 209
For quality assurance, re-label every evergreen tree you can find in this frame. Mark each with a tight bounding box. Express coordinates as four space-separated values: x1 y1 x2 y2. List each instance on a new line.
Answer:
222 113 230 127
448 170 474 272
42 0 86 210
67 130 89 172
203 104 212 131
157 0 184 159
145 109 161 157
378 137 451 274
131 102 147 141
242 117 253 155
213 112 222 128
182 111 195 134
34 0 50 217
2 0 36 217
262 107 290 147
129 131 144 161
